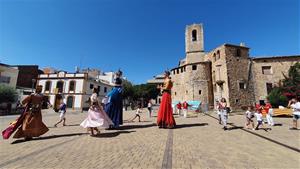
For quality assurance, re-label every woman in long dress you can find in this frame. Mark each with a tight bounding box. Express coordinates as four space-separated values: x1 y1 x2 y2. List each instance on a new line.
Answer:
157 71 176 128
80 88 113 136
105 70 123 129
13 85 49 140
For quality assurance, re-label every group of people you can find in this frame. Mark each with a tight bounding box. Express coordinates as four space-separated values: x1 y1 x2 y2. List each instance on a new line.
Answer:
2 70 124 140
175 101 190 118
214 97 300 131
2 69 299 141
243 100 274 131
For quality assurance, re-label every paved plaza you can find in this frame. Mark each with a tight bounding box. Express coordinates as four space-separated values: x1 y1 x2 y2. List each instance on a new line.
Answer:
0 108 299 169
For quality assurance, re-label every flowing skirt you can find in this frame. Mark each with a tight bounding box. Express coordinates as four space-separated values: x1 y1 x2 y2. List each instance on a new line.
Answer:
157 92 176 127
105 87 123 128
80 107 113 128
13 111 49 138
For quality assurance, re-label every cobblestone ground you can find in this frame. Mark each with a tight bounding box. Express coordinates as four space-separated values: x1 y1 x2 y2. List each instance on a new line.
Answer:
0 108 299 169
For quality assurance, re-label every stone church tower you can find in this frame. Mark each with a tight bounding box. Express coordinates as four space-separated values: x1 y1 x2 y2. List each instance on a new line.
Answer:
185 24 206 64
171 23 213 106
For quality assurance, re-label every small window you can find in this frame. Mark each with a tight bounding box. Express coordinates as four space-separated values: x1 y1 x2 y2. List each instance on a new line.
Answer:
176 69 179 74
266 83 273 94
69 81 75 92
199 90 201 95
56 81 64 93
236 49 241 57
213 84 217 92
186 90 188 94
173 70 175 75
192 29 197 41
104 87 107 93
213 53 216 62
216 50 220 60
236 99 240 103
98 86 101 92
192 65 197 70
239 82 245 89
184 66 186 72
262 66 272 75
181 68 183 73
90 84 94 89
175 92 177 96
45 81 51 91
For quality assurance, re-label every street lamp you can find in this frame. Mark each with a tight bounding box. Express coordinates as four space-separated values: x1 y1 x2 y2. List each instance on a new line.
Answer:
31 79 36 93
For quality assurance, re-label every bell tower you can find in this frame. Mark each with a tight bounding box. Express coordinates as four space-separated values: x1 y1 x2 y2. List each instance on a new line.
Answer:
185 24 205 63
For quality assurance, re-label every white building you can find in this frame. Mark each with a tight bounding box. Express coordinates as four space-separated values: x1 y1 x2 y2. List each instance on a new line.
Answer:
0 63 19 89
37 71 113 110
97 72 115 85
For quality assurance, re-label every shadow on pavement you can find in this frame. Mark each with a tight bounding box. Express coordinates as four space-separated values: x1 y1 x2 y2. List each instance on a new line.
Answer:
94 130 136 138
228 126 244 130
11 133 87 144
48 124 81 128
116 123 157 130
175 123 208 129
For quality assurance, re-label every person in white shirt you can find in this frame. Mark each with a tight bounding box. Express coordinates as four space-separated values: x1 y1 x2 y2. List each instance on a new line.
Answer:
254 111 264 130
147 100 153 118
245 106 255 130
130 105 142 122
218 98 228 130
288 98 300 130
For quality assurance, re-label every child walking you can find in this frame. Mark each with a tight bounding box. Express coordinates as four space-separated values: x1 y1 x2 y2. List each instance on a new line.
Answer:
54 99 67 127
245 106 255 130
130 106 142 122
254 111 264 130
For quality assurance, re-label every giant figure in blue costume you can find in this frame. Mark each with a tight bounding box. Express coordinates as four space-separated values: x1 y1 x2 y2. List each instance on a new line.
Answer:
105 70 123 128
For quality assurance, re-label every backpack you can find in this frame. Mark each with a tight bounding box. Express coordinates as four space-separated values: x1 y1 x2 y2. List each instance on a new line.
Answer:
226 107 231 114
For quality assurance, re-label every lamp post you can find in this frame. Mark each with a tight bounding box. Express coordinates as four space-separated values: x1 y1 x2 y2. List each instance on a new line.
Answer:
31 79 36 93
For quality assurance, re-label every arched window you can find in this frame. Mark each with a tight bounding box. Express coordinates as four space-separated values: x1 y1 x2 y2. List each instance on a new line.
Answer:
217 50 220 60
45 81 51 92
192 30 197 41
69 81 75 92
56 81 64 93
213 53 216 62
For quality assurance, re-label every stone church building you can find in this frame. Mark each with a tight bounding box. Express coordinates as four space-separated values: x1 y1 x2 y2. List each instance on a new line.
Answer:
148 23 299 110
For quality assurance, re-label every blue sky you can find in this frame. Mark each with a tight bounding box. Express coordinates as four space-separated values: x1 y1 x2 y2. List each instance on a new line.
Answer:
0 0 299 84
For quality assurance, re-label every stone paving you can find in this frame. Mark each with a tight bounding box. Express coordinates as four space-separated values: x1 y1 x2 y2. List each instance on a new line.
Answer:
0 108 299 169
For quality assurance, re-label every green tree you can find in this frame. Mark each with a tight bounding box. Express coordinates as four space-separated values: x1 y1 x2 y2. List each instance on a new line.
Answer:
0 84 18 103
267 87 288 108
281 62 300 99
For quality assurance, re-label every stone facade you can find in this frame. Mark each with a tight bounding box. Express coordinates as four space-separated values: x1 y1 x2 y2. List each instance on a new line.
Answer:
251 56 300 102
149 23 300 110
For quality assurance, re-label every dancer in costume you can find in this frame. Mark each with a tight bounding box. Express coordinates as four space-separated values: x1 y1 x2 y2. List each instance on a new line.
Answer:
13 85 49 141
105 70 123 128
80 88 113 136
157 71 176 128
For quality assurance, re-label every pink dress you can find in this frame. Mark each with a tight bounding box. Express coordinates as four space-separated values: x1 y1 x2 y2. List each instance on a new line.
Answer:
80 94 113 128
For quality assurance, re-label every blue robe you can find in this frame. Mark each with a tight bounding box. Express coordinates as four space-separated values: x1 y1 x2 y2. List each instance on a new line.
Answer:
105 86 123 128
